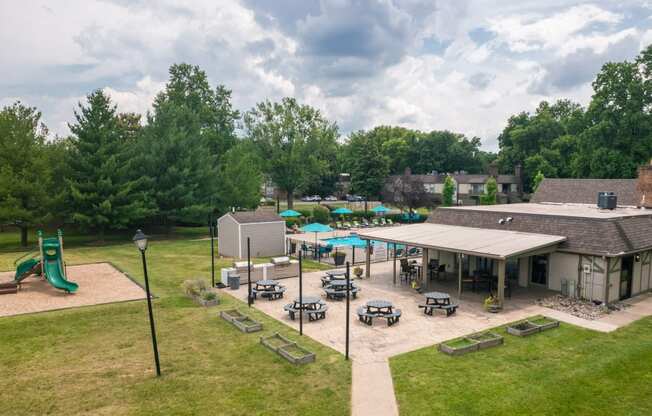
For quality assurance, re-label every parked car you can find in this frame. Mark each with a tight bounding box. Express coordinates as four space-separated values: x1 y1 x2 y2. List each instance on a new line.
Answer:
346 194 365 202
324 195 337 201
312 195 322 201
301 196 314 202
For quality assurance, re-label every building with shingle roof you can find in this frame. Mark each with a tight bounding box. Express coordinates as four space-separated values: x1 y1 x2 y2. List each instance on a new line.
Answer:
217 211 286 258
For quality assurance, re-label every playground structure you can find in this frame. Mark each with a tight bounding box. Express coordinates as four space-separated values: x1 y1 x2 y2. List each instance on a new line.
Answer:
3 230 79 295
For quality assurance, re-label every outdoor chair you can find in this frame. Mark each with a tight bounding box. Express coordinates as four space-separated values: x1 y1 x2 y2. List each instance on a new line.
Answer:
380 218 387 226
336 221 344 229
386 218 394 226
362 218 371 227
343 222 353 229
372 218 380 226
352 220 362 228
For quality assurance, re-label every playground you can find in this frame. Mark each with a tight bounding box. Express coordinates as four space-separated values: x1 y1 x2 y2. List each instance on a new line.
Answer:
0 262 146 317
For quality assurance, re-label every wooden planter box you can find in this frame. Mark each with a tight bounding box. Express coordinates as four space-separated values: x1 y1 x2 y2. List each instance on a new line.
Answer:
277 342 316 365
507 321 540 337
260 332 294 353
220 309 247 323
231 316 263 333
528 317 560 332
193 293 219 307
439 338 480 356
467 332 504 350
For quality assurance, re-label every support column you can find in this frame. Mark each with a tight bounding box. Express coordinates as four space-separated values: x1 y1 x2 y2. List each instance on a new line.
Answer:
497 259 506 305
365 240 371 279
457 253 462 298
421 248 428 289
393 243 397 285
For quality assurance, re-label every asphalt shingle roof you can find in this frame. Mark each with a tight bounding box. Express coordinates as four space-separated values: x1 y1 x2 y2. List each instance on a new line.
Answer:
531 178 639 206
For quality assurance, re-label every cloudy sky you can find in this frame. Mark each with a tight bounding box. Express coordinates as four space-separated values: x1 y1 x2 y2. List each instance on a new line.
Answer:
2 1 651 150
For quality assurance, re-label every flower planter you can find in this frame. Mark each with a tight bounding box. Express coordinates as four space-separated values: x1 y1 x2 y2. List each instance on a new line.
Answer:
507 321 540 337
467 331 504 350
277 342 316 365
260 332 294 353
192 291 219 307
231 316 263 333
220 309 247 323
438 338 480 356
528 316 560 332
486 304 502 313
332 253 346 266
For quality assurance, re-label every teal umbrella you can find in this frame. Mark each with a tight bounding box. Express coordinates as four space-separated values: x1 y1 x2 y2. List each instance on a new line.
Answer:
280 209 302 217
371 205 390 214
300 223 334 261
300 223 333 233
332 207 353 215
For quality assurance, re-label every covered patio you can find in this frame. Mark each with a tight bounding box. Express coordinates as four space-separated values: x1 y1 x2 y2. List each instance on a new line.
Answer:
357 223 567 307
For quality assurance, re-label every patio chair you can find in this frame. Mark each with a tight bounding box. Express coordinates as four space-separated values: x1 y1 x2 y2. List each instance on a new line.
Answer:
394 248 404 257
380 218 387 226
386 218 394 226
352 220 362 228
336 221 344 229
343 222 353 229
362 218 371 227
372 218 380 226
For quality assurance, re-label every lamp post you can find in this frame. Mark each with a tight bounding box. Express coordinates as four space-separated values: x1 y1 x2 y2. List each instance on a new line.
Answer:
209 216 215 288
133 230 161 377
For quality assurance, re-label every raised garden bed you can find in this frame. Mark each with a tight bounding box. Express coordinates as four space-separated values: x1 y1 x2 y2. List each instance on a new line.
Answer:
260 332 293 352
439 337 480 356
220 309 247 323
528 316 560 331
193 291 219 307
277 342 316 365
231 316 263 333
507 321 540 337
467 331 504 350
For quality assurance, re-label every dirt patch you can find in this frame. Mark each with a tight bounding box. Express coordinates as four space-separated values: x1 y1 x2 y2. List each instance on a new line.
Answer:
0 263 146 317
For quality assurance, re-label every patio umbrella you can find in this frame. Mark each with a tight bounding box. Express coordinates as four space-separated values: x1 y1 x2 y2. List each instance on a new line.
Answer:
300 223 334 260
371 205 390 215
279 209 302 218
332 207 353 215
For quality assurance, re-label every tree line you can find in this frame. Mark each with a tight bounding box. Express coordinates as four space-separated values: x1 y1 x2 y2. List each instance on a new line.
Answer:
2 45 652 244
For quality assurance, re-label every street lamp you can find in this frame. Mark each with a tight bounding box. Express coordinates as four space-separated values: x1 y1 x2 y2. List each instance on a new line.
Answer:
133 229 161 377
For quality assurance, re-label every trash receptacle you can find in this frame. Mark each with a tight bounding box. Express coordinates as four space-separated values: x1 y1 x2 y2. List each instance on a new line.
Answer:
228 273 240 290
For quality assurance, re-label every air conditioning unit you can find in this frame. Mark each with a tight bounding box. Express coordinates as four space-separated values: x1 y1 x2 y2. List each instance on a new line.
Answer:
597 192 617 210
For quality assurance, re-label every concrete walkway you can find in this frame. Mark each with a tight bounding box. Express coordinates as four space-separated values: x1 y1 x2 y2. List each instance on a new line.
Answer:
222 261 652 416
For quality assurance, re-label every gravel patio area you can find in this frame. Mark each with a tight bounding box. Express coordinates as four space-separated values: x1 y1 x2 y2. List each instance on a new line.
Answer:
0 262 147 317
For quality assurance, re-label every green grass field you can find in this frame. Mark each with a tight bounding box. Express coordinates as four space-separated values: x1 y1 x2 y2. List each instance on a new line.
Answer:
390 318 652 416
0 231 347 416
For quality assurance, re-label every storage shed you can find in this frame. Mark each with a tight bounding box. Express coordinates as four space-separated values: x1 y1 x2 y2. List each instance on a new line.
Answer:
217 211 286 258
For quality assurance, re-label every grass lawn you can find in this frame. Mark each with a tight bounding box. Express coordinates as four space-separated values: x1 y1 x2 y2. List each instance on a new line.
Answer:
390 318 652 416
0 233 348 416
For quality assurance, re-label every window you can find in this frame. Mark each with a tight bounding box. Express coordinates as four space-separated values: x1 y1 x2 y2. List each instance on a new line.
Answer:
471 183 484 194
501 183 510 193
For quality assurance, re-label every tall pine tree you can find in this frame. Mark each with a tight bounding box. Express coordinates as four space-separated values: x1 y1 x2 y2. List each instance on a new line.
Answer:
68 90 152 240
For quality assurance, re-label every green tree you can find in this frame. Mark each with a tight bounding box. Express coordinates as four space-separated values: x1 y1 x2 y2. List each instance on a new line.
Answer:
442 175 455 207
244 97 338 209
0 102 52 246
312 205 330 223
480 177 497 205
67 90 153 240
532 171 545 192
140 64 228 224
216 142 263 211
346 130 389 201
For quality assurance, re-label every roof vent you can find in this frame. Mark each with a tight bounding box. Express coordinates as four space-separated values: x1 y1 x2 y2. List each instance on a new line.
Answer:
597 192 617 210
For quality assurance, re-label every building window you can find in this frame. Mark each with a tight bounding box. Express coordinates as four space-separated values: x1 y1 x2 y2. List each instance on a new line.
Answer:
501 183 510 193
471 183 484 194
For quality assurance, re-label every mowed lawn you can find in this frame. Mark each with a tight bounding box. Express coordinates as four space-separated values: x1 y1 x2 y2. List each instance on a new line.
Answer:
390 318 652 416
0 233 349 416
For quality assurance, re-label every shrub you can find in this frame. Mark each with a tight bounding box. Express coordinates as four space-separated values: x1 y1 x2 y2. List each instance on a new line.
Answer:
297 208 312 218
182 279 207 297
201 290 218 301
312 205 330 223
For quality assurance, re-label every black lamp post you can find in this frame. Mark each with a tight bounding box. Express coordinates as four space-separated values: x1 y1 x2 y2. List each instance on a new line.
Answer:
133 229 161 377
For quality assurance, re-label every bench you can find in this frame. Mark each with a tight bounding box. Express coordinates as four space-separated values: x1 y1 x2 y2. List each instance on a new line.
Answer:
386 309 402 326
283 304 299 320
419 303 458 316
356 306 375 326
356 307 401 326
324 287 359 300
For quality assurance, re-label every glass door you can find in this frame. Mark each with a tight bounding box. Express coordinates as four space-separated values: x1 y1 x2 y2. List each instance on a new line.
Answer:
530 255 548 286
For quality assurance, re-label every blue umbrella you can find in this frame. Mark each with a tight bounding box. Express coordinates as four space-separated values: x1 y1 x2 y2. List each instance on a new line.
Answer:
332 207 353 215
371 205 390 214
300 222 333 233
279 209 302 217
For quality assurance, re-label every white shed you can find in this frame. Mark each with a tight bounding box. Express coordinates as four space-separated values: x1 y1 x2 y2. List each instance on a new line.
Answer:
217 211 286 258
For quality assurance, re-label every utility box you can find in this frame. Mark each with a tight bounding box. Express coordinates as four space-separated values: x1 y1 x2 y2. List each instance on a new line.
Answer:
597 192 617 210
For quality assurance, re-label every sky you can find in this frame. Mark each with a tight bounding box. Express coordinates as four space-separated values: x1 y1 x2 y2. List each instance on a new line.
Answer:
1 1 652 150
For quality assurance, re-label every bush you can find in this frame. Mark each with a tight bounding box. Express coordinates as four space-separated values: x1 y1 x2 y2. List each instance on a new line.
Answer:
182 279 207 297
351 210 375 219
297 208 312 218
312 205 330 223
201 290 218 301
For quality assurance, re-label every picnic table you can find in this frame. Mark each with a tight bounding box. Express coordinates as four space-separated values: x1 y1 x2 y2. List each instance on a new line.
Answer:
419 291 458 316
251 279 286 300
324 280 359 300
321 270 349 287
284 296 328 321
357 299 401 326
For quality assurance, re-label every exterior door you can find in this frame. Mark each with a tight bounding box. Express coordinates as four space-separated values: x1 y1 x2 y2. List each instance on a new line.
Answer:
531 255 548 286
620 256 634 300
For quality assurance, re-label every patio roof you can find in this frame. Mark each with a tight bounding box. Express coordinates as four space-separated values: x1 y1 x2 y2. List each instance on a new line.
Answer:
357 223 567 260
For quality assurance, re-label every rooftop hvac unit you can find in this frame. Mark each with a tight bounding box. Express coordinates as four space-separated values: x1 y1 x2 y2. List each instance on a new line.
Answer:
597 192 617 210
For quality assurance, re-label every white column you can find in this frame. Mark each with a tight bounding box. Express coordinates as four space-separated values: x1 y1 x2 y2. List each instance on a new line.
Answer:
365 240 371 279
497 259 506 305
457 253 462 298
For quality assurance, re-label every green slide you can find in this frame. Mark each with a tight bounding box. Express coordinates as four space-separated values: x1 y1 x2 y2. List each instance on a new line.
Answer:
41 238 78 293
14 258 40 282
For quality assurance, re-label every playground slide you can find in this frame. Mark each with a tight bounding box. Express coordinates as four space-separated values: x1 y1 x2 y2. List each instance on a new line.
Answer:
43 258 78 293
14 258 40 282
